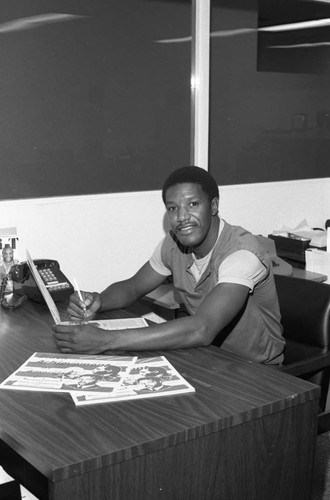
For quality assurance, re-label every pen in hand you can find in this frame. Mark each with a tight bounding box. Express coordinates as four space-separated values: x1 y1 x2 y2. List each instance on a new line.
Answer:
73 278 87 316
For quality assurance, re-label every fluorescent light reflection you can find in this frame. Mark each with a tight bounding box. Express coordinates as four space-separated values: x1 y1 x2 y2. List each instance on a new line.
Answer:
191 75 198 90
156 18 330 44
269 42 330 48
0 14 85 34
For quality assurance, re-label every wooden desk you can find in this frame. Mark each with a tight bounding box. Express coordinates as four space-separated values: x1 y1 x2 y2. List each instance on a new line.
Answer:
291 266 328 282
0 300 320 500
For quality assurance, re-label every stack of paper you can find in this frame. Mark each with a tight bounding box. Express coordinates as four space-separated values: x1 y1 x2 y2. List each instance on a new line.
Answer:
0 352 195 406
273 219 327 248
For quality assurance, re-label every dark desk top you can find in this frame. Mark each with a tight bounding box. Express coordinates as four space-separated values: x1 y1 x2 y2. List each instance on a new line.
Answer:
0 300 319 483
291 267 328 282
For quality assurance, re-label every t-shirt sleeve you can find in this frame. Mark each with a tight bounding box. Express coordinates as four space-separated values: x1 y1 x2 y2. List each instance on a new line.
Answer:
149 237 172 276
218 250 267 291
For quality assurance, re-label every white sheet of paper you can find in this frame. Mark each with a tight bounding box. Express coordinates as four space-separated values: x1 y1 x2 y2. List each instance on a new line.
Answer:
26 250 62 324
25 250 150 328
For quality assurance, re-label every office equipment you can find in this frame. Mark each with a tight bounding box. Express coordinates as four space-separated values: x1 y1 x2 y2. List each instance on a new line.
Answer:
265 230 327 280
309 229 328 250
255 234 326 281
13 258 74 304
268 233 310 264
272 220 328 249
275 275 330 413
20 251 148 328
0 300 319 500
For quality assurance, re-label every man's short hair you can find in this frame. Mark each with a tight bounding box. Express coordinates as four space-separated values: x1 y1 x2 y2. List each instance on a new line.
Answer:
162 166 219 203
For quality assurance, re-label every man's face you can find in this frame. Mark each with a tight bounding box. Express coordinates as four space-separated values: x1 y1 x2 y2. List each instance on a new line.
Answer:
3 248 14 263
164 183 218 252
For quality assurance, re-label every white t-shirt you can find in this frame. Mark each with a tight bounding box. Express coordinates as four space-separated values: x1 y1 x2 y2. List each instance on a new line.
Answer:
149 219 267 292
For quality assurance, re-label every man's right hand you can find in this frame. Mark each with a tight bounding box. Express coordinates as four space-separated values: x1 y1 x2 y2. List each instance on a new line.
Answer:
67 291 101 321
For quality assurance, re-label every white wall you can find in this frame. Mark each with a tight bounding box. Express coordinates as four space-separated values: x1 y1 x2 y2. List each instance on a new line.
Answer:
0 177 329 292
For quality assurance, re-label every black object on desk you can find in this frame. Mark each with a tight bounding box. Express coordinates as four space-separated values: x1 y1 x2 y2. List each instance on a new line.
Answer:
268 234 310 264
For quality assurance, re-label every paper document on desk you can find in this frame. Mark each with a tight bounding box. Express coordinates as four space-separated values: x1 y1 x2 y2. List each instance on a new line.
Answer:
0 353 195 405
26 249 148 329
70 354 196 405
60 317 149 329
26 250 62 324
272 219 327 248
0 352 137 395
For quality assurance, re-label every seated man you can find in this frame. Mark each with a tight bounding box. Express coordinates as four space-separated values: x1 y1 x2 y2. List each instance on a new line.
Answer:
53 166 285 365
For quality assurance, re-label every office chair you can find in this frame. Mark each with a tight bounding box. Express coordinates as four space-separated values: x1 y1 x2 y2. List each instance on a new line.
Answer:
275 275 330 414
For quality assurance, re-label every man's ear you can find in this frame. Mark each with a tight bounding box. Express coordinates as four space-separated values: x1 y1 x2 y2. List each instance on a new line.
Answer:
211 197 219 216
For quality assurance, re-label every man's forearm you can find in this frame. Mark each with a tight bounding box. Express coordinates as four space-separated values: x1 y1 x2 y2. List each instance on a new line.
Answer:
105 315 210 351
54 312 213 355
